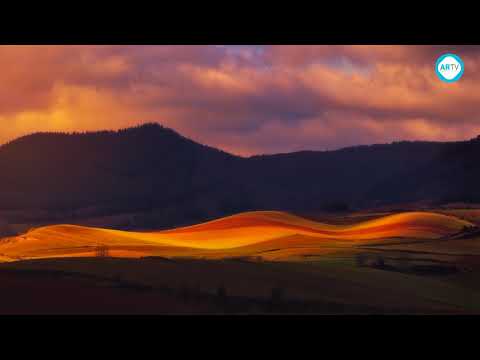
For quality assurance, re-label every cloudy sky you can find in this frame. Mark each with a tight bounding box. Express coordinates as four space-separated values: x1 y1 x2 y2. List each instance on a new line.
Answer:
1 45 479 156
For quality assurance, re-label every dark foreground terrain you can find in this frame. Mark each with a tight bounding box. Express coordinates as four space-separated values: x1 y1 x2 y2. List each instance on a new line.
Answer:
0 254 479 315
3 208 480 314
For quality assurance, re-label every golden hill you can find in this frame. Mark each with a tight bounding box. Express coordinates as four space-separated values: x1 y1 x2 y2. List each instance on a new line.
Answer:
0 211 473 262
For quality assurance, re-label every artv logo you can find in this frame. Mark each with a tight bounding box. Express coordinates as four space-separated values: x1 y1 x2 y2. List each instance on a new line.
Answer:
436 54 464 83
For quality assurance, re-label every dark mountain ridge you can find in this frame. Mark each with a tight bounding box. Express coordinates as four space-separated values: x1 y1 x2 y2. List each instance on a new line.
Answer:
1 123 479 230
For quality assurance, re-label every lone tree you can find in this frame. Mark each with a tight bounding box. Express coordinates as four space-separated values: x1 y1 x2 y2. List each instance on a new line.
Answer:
95 244 109 258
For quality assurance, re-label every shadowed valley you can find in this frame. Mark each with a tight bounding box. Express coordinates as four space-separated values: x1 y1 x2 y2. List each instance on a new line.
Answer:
3 125 480 314
2 124 480 235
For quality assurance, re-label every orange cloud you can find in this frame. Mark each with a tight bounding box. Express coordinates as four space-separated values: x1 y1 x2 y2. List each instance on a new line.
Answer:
1 45 480 156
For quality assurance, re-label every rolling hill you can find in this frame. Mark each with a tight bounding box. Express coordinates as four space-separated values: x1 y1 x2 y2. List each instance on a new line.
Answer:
0 211 472 262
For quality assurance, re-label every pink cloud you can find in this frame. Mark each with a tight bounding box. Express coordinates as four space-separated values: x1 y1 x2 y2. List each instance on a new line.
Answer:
1 45 480 156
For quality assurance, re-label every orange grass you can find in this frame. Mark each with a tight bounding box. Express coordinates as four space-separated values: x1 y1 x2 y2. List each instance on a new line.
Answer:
0 211 472 261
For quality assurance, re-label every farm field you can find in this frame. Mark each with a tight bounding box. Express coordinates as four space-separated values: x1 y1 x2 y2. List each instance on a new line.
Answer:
1 209 480 314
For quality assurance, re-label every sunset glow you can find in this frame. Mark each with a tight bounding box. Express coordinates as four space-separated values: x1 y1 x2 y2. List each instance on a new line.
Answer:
2 45 480 155
0 211 471 262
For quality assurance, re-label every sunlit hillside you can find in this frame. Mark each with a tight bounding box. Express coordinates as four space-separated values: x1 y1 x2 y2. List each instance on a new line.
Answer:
0 211 473 262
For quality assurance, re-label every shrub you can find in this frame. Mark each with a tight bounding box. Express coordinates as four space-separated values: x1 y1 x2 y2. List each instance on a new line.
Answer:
95 245 109 258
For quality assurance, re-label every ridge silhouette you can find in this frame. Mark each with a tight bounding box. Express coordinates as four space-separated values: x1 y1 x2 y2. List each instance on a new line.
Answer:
1 123 479 230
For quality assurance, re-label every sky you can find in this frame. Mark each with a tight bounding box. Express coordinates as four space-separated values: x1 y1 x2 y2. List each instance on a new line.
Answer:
1 45 480 156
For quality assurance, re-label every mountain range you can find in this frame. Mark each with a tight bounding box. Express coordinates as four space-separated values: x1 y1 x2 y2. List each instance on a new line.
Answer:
1 123 479 230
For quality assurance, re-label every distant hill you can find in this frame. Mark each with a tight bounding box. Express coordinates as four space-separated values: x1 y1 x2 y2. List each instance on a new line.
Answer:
1 123 480 229
0 211 471 261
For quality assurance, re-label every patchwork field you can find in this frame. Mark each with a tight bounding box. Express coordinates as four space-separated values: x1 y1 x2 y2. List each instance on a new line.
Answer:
2 210 480 314
0 210 473 261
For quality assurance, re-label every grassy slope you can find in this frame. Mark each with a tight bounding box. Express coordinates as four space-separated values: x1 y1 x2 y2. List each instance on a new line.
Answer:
0 211 472 261
2 256 480 313
1 210 480 313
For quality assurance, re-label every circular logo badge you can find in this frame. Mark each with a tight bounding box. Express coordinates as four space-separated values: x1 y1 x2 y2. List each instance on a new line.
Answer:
435 53 464 83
